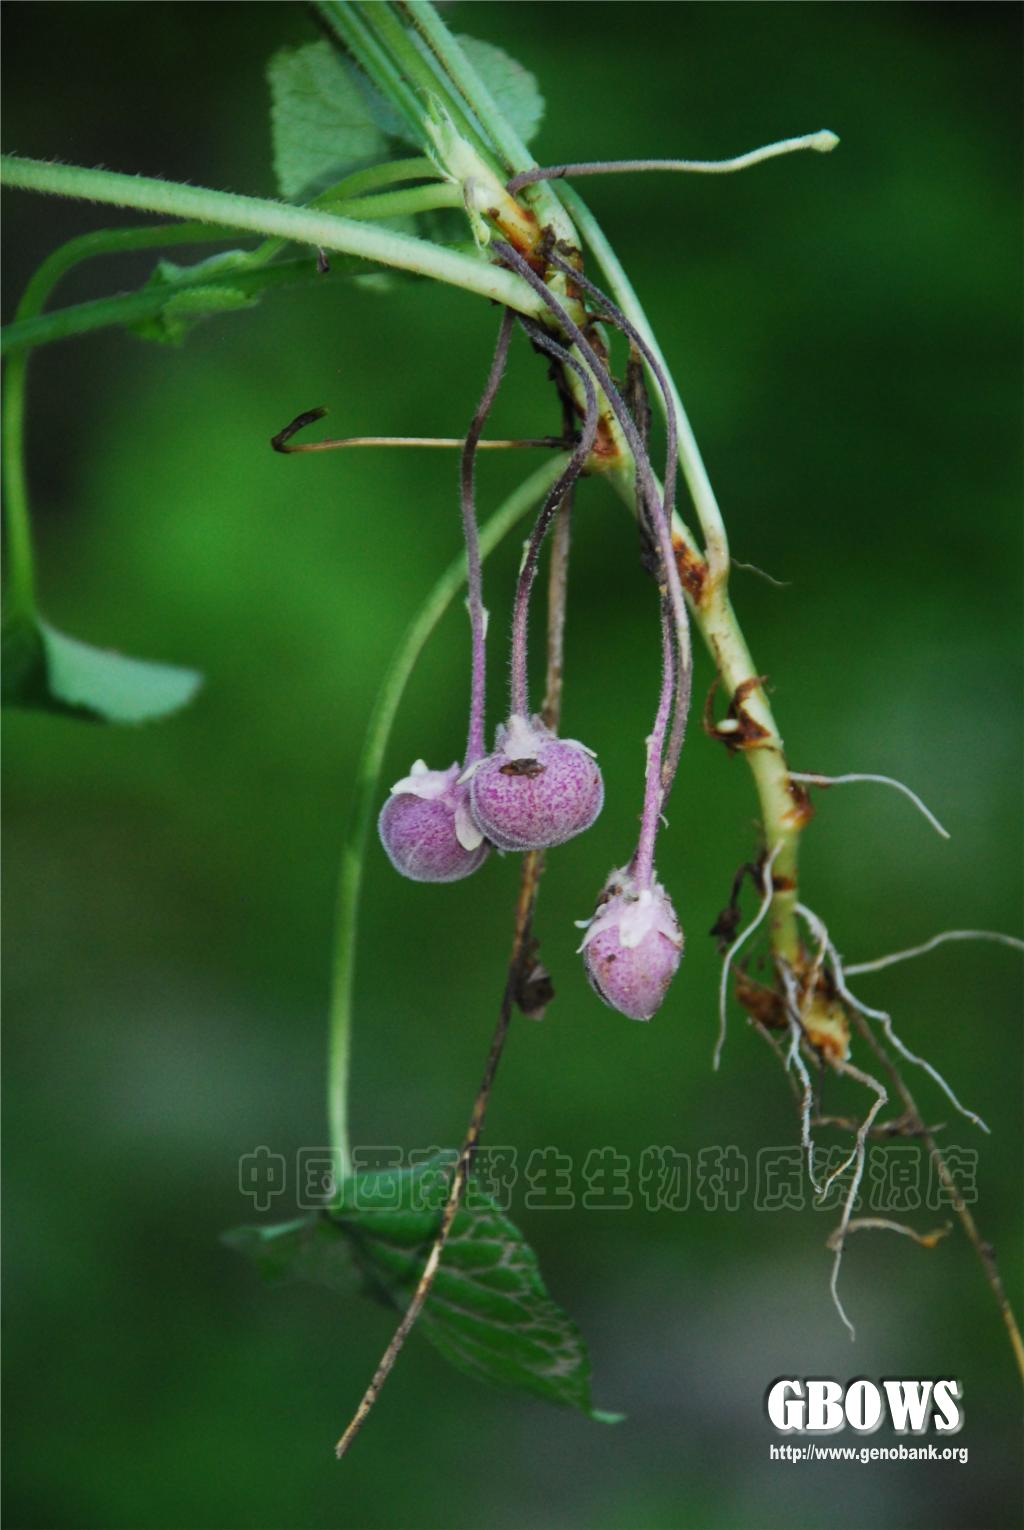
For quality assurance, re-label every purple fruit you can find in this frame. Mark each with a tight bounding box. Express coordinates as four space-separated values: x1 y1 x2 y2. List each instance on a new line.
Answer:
579 867 683 1021
378 760 489 883
466 713 604 852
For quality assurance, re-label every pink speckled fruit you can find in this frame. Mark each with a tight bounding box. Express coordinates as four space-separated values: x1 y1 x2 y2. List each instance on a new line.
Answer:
579 867 683 1021
378 760 489 883
467 713 604 852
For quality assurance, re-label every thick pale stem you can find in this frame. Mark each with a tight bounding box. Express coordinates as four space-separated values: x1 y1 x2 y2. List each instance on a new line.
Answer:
461 310 515 763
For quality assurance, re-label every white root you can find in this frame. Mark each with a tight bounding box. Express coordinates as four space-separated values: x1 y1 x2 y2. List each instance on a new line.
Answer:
789 770 950 840
846 927 1024 977
824 1055 888 1341
796 904 990 1135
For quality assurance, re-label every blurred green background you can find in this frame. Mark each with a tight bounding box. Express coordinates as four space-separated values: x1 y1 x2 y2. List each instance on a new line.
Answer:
3 4 1021 1527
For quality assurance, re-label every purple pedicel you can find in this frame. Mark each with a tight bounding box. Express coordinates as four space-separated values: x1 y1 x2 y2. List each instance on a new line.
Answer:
466 713 604 853
378 760 489 883
579 866 683 1021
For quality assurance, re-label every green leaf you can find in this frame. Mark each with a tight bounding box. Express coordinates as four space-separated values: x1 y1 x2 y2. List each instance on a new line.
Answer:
225 1159 619 1421
268 41 390 201
2 614 201 724
130 252 261 346
457 36 545 146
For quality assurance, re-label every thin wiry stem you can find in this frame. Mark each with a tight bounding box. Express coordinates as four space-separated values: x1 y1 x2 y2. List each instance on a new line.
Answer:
461 310 516 763
846 928 1024 977
790 771 950 840
508 321 598 718
848 1003 1024 1383
506 130 840 194
714 846 781 1071
334 856 536 1458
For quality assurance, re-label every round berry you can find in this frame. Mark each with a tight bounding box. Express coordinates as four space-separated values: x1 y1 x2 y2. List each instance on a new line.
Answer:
579 867 683 1021
378 760 489 883
467 713 604 852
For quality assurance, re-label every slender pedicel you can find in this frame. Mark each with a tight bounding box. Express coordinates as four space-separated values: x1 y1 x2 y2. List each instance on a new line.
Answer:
510 320 597 719
378 310 516 883
466 325 604 855
547 250 694 787
578 605 684 1021
462 309 516 764
506 131 840 195
493 242 691 784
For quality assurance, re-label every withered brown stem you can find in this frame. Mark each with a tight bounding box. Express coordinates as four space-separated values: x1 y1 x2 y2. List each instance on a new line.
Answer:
849 1008 1024 1383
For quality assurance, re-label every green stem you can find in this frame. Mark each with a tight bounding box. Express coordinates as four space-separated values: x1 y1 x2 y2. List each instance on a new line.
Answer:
2 352 34 620
401 1 576 245
0 156 544 316
17 222 240 313
2 258 316 355
321 156 437 199
327 453 569 1171
322 182 463 220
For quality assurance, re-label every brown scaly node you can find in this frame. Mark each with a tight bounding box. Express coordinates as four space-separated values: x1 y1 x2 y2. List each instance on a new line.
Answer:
673 536 709 607
702 675 773 752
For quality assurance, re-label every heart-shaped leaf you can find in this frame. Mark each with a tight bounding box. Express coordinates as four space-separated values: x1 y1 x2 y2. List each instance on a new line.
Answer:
225 1159 620 1421
268 41 390 201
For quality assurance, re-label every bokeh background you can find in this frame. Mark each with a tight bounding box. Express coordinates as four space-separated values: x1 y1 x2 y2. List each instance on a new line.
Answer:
3 4 1021 1527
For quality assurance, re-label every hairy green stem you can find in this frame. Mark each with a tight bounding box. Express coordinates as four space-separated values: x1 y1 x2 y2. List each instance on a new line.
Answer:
0 156 543 316
327 453 570 1169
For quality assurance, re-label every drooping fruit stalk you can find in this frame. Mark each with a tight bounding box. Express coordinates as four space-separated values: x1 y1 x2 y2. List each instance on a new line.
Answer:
580 606 684 1020
467 325 605 852
378 311 515 881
